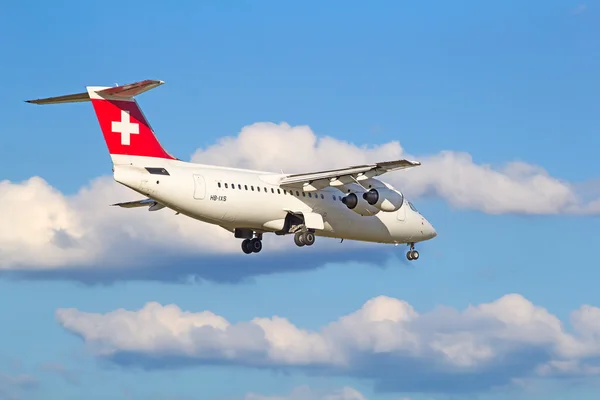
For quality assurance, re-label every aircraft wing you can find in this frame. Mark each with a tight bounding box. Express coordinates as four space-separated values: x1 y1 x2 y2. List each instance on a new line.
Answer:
278 159 420 191
111 198 165 211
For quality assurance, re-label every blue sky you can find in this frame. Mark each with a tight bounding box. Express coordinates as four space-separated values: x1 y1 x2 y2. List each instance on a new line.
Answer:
1 1 599 399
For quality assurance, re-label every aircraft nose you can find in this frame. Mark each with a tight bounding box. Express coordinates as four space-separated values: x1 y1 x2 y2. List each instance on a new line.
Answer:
421 218 437 240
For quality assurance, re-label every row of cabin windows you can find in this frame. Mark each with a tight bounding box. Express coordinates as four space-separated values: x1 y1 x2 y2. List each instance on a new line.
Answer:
216 181 347 201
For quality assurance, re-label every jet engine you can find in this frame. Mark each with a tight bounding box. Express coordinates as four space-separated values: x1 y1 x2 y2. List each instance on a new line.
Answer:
341 192 380 216
362 188 404 212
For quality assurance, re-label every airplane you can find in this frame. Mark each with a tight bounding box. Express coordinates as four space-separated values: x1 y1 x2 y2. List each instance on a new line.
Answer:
26 79 437 260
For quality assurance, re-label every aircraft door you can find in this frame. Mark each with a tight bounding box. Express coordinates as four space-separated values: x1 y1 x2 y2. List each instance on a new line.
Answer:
193 174 206 199
397 202 406 221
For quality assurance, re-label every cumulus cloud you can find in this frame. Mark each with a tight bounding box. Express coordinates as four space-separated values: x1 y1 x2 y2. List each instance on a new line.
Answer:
0 175 389 283
192 122 596 215
56 293 600 393
1 121 597 280
243 385 367 400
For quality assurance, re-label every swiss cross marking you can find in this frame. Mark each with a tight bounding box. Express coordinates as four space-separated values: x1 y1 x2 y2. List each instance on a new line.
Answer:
111 110 139 145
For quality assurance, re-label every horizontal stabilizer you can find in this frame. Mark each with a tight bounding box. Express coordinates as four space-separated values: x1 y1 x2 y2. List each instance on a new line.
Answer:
111 198 165 211
25 79 164 105
94 80 164 99
25 91 90 105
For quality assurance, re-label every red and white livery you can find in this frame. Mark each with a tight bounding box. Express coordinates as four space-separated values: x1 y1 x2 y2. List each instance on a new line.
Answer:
27 80 436 259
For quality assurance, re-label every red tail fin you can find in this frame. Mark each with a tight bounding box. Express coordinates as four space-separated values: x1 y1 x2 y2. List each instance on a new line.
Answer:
87 81 175 161
26 80 177 163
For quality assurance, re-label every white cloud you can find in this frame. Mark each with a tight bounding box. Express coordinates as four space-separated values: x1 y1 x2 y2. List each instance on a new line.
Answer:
191 122 595 215
56 293 600 393
243 385 367 400
1 121 597 273
0 175 240 270
0 172 379 283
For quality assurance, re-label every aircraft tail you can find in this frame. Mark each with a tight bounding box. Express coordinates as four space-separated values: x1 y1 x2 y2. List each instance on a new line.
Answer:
26 80 177 164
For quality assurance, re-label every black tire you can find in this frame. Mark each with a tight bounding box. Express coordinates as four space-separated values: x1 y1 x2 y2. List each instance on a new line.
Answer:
294 231 305 247
242 239 252 254
411 250 419 260
303 231 315 246
251 238 262 253
406 251 413 260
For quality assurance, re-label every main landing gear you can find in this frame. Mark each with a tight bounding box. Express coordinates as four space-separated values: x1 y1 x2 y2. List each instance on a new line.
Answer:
294 230 315 247
406 243 419 261
242 234 263 254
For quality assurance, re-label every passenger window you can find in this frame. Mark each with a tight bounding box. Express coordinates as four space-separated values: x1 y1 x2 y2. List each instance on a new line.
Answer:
296 191 300 196
277 189 281 194
264 187 267 192
238 184 242 189
271 188 274 193
251 186 254 191
218 182 221 188
225 183 228 188
308 193 312 198
231 183 235 189
244 185 248 190
321 194 324 199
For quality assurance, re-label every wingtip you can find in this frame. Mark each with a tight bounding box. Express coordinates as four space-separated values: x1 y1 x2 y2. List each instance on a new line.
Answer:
25 99 46 105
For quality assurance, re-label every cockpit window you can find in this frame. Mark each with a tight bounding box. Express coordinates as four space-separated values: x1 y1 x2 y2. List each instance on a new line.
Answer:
408 201 418 212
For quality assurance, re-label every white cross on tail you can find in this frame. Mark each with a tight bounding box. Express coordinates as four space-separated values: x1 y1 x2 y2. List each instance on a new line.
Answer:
112 110 139 145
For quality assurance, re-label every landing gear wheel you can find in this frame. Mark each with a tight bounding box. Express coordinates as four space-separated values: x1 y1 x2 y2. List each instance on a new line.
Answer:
241 239 253 254
406 243 419 261
250 238 262 253
294 231 305 247
406 250 419 260
302 231 315 246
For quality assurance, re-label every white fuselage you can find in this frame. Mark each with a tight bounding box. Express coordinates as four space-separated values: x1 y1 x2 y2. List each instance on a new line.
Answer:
112 155 437 245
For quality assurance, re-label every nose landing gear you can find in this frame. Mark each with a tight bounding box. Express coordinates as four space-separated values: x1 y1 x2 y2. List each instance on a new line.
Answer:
406 243 419 261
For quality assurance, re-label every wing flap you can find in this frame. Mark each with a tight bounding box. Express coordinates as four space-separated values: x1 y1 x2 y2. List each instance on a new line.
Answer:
282 165 374 185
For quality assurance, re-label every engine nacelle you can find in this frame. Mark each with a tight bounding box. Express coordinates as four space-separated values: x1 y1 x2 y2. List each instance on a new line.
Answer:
341 192 380 216
362 188 404 212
